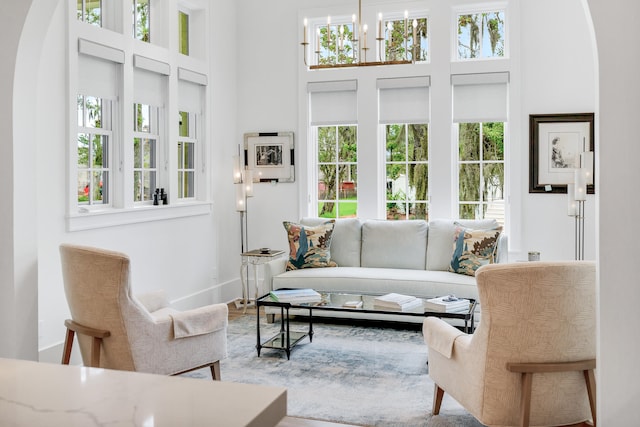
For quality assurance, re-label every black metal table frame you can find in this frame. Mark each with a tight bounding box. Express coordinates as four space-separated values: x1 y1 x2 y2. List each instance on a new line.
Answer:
255 292 477 360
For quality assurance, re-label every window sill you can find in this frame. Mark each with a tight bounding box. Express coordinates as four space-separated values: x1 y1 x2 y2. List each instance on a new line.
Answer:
66 201 212 232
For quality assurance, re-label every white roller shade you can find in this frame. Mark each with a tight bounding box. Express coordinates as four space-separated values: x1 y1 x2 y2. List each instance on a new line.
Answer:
308 80 357 126
134 68 165 107
178 67 207 86
452 72 509 123
78 54 118 99
378 76 430 124
178 79 203 113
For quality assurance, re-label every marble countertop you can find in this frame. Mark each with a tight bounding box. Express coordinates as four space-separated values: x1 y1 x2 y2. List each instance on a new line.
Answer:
0 358 286 426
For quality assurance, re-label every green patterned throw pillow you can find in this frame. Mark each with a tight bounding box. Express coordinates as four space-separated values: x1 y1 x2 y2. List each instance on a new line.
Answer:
449 225 502 276
284 220 338 271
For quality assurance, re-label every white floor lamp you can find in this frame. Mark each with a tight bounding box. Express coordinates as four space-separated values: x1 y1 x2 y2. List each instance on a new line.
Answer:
234 153 255 311
567 150 593 261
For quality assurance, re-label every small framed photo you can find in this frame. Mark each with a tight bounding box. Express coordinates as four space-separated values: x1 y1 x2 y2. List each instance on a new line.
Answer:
529 113 595 194
244 132 295 183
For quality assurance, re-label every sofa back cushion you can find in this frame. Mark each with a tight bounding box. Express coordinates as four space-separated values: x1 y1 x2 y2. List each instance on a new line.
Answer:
361 220 427 269
300 217 362 267
426 218 499 271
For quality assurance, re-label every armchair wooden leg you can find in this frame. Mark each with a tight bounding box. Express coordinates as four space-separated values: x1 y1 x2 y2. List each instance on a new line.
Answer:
210 360 221 381
432 384 445 415
61 328 75 365
584 369 596 427
518 372 534 427
90 337 103 368
62 319 110 368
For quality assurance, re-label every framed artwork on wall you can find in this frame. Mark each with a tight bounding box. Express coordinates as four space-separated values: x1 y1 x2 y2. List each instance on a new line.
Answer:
529 113 595 194
244 131 295 183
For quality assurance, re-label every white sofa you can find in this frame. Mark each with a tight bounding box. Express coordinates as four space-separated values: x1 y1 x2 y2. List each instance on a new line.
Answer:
263 218 507 323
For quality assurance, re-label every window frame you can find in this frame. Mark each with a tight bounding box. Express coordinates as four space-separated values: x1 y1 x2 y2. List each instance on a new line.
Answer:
383 123 430 220
455 122 506 223
177 111 198 200
314 125 358 219
381 14 430 63
452 4 508 62
178 9 190 56
132 103 161 204
133 0 151 42
76 94 113 207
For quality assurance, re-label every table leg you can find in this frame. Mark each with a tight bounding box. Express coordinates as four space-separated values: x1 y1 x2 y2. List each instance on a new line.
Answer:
253 263 260 303
256 299 262 356
285 307 291 360
308 307 314 342
240 262 248 314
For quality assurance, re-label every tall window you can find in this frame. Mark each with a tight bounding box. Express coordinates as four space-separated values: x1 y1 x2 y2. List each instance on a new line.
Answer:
133 103 158 202
178 11 189 55
383 16 428 62
77 95 111 205
385 124 428 220
77 0 102 26
317 126 358 218
134 0 150 42
178 111 196 199
458 122 504 223
457 10 505 60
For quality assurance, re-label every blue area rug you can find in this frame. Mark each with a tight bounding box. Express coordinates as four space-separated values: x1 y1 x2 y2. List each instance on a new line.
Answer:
188 315 484 427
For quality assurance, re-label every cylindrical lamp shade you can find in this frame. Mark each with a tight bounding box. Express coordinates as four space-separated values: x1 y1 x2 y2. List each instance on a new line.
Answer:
567 183 578 216
243 170 254 197
235 183 246 211
580 151 594 185
574 168 588 201
232 155 242 184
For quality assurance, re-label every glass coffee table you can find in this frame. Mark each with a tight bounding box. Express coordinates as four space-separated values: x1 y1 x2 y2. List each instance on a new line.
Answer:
255 290 477 359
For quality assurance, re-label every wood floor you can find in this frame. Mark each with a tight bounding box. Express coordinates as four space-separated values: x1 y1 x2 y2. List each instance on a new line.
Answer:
226 302 593 427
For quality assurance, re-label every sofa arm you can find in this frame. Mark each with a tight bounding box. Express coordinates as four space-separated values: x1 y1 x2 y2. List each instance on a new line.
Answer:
263 257 287 291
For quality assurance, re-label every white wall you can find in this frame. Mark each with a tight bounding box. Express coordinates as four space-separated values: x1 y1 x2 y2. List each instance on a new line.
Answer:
587 0 640 424
520 0 597 261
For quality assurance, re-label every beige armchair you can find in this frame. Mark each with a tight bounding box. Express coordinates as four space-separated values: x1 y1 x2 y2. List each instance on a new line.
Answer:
60 244 228 380
423 261 596 427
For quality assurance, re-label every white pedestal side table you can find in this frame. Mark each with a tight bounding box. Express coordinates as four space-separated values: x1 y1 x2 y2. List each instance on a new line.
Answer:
238 249 285 313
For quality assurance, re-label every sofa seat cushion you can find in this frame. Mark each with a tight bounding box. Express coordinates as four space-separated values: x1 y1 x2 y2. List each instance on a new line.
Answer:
272 267 478 300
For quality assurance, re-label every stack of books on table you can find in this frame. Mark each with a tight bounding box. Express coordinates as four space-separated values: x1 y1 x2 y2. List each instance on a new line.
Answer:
269 288 322 304
424 295 470 313
373 293 424 312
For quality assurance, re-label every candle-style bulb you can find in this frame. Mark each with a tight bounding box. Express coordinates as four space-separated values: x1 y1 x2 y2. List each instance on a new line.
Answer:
413 19 418 28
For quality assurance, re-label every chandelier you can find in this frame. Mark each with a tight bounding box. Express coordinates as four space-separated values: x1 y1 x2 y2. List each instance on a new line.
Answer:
301 0 424 69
